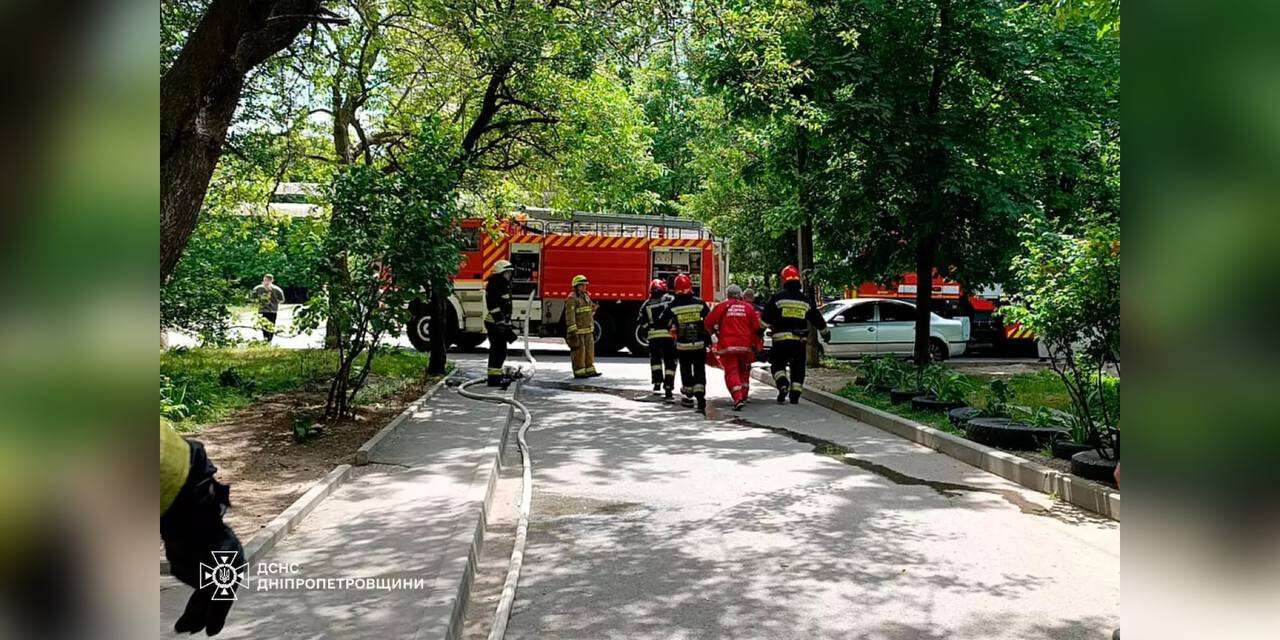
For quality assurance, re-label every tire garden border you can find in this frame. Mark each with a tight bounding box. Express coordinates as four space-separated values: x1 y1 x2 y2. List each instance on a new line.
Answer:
750 368 1120 520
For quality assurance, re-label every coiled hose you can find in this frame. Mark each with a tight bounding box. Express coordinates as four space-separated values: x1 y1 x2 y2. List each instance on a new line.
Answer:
453 291 537 640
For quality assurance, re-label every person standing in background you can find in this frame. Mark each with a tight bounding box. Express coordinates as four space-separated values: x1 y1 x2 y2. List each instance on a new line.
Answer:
564 275 600 378
251 274 285 342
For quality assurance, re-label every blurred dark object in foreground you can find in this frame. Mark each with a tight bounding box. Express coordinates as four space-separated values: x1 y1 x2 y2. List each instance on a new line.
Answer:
1127 1 1280 638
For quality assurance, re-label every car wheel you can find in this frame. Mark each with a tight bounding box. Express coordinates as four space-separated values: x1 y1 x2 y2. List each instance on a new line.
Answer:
929 338 949 362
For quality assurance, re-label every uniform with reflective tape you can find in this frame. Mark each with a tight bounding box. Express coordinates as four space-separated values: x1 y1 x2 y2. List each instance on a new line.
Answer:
484 271 515 386
706 297 763 405
638 293 677 390
565 290 597 377
658 292 709 402
762 282 829 401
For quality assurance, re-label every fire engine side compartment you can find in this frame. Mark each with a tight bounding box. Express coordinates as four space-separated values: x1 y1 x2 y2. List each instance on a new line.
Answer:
540 235 651 302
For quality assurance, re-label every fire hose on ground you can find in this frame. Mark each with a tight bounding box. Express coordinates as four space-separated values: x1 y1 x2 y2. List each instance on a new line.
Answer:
453 290 537 640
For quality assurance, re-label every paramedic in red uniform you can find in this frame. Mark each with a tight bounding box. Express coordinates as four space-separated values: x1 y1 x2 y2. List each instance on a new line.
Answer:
707 284 763 411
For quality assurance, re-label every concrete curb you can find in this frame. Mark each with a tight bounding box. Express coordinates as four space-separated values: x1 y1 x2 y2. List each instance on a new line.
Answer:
415 381 520 640
750 368 1120 520
356 369 458 466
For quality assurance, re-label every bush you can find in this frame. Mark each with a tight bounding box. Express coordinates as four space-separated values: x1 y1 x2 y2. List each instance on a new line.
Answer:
981 379 1013 417
1003 215 1120 458
924 367 977 403
858 355 909 390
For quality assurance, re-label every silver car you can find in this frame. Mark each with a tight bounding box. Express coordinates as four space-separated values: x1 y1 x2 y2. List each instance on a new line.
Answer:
820 298 968 360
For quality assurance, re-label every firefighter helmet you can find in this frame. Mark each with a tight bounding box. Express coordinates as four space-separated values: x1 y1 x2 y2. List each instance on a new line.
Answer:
674 273 693 294
491 259 514 275
780 265 801 282
571 274 589 287
649 278 668 293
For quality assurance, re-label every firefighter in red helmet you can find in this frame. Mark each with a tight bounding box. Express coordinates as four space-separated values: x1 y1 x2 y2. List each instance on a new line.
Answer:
762 265 830 404
637 278 677 400
658 273 709 413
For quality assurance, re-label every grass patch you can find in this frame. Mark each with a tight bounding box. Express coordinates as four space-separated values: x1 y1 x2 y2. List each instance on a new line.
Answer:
831 366 1077 433
835 384 966 436
161 345 443 431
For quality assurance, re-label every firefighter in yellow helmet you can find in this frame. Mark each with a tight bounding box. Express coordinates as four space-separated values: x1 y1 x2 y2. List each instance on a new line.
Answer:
161 423 244 635
484 259 517 386
564 274 600 378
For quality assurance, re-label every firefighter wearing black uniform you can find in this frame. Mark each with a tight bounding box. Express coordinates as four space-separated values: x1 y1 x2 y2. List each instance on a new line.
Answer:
485 260 516 386
659 273 709 413
637 278 676 400
162 423 244 636
763 265 831 404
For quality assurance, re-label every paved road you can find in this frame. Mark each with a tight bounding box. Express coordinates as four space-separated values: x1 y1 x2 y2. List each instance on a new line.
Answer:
475 353 1117 640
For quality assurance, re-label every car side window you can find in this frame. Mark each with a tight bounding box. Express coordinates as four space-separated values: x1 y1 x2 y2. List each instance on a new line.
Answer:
842 303 875 323
878 302 914 322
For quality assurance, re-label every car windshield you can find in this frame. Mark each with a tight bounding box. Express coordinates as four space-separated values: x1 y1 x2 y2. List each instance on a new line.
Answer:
820 302 846 320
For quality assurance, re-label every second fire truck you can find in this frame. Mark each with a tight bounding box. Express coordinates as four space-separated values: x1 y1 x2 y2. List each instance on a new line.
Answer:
406 208 728 356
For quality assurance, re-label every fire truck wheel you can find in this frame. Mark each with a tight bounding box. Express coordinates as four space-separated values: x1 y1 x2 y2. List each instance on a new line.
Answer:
408 315 432 352
593 313 621 355
407 306 461 353
626 322 650 357
453 333 486 352
929 338 949 362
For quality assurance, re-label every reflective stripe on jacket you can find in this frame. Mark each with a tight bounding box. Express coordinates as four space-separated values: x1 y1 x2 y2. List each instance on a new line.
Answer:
658 294 709 350
565 292 595 335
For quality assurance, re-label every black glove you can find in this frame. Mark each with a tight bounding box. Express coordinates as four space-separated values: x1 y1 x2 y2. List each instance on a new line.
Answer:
162 439 244 636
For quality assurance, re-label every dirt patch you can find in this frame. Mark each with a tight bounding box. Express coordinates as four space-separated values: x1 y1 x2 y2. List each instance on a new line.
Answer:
191 376 440 540
803 367 862 393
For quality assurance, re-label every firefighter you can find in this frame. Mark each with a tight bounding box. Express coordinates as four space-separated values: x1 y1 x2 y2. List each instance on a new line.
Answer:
763 265 831 404
707 284 763 411
484 259 517 387
162 423 244 636
637 278 676 399
659 273 709 413
564 274 600 378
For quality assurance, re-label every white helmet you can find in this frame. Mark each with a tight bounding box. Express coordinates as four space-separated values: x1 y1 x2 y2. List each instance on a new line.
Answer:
491 259 514 275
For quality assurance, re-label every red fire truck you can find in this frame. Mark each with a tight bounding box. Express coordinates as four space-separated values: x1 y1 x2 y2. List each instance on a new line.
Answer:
848 272 1036 354
406 208 728 356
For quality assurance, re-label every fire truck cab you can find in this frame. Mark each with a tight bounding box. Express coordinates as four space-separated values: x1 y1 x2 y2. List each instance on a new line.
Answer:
406 208 727 356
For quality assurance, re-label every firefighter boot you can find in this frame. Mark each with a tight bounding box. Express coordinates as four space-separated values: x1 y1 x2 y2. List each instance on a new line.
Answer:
696 394 706 415
776 381 790 404
789 389 801 404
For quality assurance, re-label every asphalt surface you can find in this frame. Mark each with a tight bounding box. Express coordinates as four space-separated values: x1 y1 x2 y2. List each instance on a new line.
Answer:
466 353 1117 640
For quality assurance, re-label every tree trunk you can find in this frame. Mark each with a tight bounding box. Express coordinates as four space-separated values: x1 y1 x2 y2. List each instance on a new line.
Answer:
913 235 938 374
427 289 449 375
325 83 353 348
794 126 822 368
161 0 324 282
799 224 822 367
